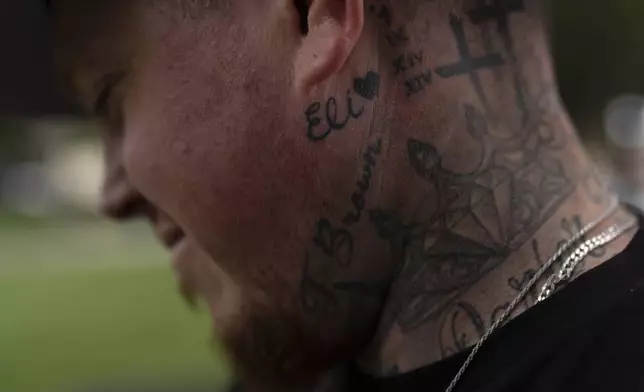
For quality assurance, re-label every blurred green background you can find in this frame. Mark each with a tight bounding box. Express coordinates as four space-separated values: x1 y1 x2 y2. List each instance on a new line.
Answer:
3 1 644 392
0 125 232 390
0 216 230 392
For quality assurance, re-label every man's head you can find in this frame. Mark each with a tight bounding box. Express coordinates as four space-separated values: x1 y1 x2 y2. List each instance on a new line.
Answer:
51 0 555 387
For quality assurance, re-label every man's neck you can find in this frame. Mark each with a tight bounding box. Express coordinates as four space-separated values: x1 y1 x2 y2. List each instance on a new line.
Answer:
342 5 644 372
306 0 643 378
357 112 637 375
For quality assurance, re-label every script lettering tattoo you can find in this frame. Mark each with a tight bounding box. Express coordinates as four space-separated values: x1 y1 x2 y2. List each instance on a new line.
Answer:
303 228 387 315
301 219 355 314
438 302 486 358
489 212 607 324
489 239 542 323
305 71 379 142
301 136 384 314
305 95 362 142
436 14 505 111
442 211 606 355
468 0 529 123
313 219 355 268
343 139 383 225
301 253 341 313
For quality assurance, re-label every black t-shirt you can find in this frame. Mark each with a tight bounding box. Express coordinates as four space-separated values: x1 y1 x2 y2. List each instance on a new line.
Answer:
348 214 644 392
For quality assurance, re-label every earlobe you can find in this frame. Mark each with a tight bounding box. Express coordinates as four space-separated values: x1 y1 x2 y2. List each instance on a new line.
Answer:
294 0 365 95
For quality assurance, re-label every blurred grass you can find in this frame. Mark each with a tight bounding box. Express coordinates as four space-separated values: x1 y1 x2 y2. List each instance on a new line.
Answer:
0 216 230 392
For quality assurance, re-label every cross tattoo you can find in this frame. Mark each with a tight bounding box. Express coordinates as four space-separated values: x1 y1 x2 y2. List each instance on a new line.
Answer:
468 0 529 125
436 14 505 110
468 0 525 44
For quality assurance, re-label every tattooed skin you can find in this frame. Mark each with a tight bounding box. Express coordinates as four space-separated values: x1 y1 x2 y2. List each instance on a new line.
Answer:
301 0 578 334
293 0 627 384
305 72 380 142
394 93 572 331
438 211 613 359
301 137 388 317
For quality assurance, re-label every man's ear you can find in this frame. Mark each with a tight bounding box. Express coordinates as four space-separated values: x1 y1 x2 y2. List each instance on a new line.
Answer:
294 0 365 94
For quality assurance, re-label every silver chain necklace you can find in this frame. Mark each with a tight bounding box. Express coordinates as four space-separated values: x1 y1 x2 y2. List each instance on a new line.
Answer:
536 220 636 303
446 198 637 392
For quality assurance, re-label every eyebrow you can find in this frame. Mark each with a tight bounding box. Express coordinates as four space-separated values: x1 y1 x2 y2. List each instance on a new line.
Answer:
93 70 127 114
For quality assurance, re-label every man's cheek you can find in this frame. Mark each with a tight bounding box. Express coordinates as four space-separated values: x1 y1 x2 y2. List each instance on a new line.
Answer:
188 162 314 255
182 153 319 270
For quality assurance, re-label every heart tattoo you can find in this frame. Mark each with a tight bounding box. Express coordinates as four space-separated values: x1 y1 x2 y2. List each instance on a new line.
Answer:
354 71 381 100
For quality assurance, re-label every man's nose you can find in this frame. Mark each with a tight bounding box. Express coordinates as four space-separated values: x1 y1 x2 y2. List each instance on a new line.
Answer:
100 161 148 220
